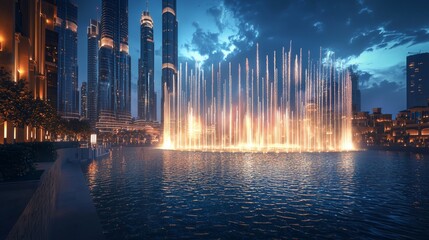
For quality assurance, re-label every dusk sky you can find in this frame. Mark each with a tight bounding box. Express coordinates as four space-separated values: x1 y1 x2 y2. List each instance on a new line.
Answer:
76 0 429 117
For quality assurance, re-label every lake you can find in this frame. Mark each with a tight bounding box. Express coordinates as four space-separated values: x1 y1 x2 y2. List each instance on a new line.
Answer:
82 147 429 239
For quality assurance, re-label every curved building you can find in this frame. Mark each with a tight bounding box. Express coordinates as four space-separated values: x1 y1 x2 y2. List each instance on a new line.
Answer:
138 7 156 121
162 0 178 123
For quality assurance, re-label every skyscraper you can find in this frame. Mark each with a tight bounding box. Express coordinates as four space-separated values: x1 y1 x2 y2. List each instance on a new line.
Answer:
56 0 79 119
81 82 88 118
350 68 361 113
87 19 99 128
98 0 131 116
138 4 156 121
407 53 429 109
162 0 178 123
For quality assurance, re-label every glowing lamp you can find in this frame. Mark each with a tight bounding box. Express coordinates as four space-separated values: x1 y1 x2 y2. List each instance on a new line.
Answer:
90 134 97 146
3 121 7 139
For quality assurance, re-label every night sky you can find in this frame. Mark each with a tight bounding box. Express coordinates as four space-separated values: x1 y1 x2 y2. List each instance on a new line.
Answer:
76 0 429 117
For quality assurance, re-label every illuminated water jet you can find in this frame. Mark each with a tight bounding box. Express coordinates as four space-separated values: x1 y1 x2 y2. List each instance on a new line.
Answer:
163 44 354 152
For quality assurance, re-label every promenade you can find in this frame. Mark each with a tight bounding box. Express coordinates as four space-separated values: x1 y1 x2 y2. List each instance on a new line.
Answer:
1 148 104 240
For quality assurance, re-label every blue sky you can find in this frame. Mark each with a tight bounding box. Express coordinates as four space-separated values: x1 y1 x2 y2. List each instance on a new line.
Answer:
76 0 429 117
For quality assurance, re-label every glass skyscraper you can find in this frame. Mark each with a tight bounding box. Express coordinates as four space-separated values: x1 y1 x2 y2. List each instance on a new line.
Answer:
56 0 79 119
98 0 131 116
407 53 429 109
138 7 156 121
162 0 178 123
87 19 99 128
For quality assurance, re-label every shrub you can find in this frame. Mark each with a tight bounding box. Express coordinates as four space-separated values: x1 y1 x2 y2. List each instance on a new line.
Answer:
22 142 57 162
0 145 35 181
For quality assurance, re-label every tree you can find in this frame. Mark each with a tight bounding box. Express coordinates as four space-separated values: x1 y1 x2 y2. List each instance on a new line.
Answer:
0 68 63 137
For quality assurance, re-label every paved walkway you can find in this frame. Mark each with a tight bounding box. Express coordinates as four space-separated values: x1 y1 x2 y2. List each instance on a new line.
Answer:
50 148 105 240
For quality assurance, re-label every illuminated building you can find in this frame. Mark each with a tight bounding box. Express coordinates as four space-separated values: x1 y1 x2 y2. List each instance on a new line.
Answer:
0 0 51 143
98 0 131 116
138 3 156 121
87 19 99 128
81 82 88 119
161 0 178 124
56 0 79 119
407 53 429 109
43 0 59 110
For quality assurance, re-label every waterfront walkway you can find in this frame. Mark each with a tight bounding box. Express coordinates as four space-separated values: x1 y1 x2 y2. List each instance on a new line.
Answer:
50 148 105 240
2 148 104 240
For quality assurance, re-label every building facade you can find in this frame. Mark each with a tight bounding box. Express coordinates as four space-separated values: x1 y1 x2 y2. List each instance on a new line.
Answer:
87 19 99 128
56 0 79 119
98 0 131 116
81 82 87 119
407 53 429 109
43 0 59 110
350 68 361 113
0 0 51 143
138 8 156 121
161 0 178 123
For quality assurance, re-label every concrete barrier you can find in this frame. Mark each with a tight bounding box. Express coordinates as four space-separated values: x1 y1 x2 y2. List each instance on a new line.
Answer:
6 148 104 240
6 153 61 240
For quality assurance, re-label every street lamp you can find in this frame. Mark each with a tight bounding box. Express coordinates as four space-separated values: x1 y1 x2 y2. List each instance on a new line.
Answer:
90 134 97 159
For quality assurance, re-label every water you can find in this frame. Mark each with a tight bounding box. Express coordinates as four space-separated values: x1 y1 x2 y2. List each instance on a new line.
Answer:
83 148 429 239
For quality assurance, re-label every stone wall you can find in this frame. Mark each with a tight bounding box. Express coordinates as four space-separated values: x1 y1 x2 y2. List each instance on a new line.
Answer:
6 155 62 240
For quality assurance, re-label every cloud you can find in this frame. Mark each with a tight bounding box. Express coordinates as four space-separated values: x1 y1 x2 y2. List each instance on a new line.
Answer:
189 22 228 65
207 5 225 32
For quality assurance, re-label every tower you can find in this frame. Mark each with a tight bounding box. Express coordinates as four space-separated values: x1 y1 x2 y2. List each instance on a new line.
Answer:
161 0 178 124
98 0 131 116
407 53 429 109
87 19 99 128
138 2 156 121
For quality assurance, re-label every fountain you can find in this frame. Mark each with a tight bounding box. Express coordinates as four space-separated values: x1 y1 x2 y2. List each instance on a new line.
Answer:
163 43 353 152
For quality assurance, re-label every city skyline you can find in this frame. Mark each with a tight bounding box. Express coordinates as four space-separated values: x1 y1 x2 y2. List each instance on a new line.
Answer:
73 0 429 117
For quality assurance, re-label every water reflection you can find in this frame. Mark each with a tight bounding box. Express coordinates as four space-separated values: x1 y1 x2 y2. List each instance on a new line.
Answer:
82 148 429 239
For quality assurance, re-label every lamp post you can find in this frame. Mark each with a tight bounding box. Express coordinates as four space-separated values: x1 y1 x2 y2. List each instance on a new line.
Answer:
90 133 97 159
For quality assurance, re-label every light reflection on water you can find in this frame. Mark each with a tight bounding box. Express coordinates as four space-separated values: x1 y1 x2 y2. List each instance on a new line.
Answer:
82 148 429 239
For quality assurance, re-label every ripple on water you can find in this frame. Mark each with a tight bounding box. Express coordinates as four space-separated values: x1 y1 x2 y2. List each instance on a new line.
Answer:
82 148 429 239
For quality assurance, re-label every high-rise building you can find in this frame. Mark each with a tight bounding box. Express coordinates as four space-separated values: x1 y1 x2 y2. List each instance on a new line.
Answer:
161 0 178 123
43 0 59 110
407 53 429 109
138 5 156 121
81 82 88 118
350 68 361 113
98 0 131 116
87 19 100 128
56 0 79 119
0 0 50 143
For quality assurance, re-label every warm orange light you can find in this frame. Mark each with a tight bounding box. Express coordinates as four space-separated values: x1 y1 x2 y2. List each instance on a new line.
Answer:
3 121 7 139
0 37 3 51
